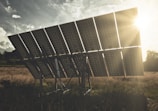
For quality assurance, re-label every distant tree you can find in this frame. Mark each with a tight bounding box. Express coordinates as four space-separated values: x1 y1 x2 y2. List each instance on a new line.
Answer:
0 50 23 65
144 50 158 71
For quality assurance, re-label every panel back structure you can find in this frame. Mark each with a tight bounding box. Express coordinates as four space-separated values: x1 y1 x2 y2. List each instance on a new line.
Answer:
9 35 30 59
60 22 84 53
95 13 119 49
9 7 144 80
76 18 101 51
45 26 69 55
104 50 124 76
32 29 55 56
123 47 144 76
20 32 42 58
88 52 107 76
115 8 141 47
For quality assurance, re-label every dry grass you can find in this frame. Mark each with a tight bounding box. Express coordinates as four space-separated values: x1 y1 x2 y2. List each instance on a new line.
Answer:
0 66 158 92
0 66 34 85
0 66 158 98
0 66 158 110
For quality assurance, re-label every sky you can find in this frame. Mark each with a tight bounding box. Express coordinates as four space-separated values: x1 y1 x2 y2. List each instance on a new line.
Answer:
0 0 158 61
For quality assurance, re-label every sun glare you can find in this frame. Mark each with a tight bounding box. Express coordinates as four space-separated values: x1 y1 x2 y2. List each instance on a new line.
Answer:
134 12 150 31
134 8 151 61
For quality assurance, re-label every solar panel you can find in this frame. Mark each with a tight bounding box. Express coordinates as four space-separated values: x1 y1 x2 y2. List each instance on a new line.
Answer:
95 13 120 49
20 32 41 58
35 59 54 78
45 26 68 54
88 52 107 76
76 18 101 51
42 57 65 78
32 29 55 56
115 8 141 47
60 22 84 53
104 50 124 76
73 54 88 76
122 47 144 76
9 8 144 80
25 61 41 79
9 35 29 59
59 56 77 77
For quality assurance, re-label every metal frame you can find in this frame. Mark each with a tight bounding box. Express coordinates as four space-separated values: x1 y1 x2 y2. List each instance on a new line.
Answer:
9 8 144 97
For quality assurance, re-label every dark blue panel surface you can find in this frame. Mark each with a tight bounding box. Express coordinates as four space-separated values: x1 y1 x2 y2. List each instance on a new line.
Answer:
77 18 100 51
20 32 41 58
60 22 84 53
45 26 68 54
95 13 119 49
32 29 55 56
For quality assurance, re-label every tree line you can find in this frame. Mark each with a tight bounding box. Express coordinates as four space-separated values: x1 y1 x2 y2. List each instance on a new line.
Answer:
0 50 22 65
144 50 158 71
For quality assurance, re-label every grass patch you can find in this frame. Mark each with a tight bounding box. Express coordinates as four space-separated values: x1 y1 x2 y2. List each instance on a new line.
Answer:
0 66 158 111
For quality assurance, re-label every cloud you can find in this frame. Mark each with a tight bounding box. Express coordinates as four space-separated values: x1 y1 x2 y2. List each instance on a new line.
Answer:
0 46 14 54
12 14 21 19
0 27 7 37
0 41 7 47
39 0 137 25
5 0 10 5
5 5 16 14
3 0 17 14
0 42 4 46
0 41 14 54
0 27 14 54
11 23 35 33
47 0 132 25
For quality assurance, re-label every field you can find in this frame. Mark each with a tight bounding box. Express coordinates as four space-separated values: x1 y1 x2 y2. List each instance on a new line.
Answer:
0 66 158 111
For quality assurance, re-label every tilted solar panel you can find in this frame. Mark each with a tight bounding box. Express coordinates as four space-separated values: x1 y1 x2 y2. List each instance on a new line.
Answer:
9 35 29 59
88 52 107 76
122 47 144 76
32 29 55 56
95 13 119 49
104 50 124 76
73 54 88 76
115 8 141 47
9 8 144 80
60 22 84 53
45 26 68 54
58 56 77 77
76 18 100 51
20 32 41 58
46 57 66 78
35 59 54 78
25 61 41 79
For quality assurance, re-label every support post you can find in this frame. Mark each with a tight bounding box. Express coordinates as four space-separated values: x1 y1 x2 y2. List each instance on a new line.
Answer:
39 75 43 111
79 55 91 95
54 58 66 92
55 58 60 91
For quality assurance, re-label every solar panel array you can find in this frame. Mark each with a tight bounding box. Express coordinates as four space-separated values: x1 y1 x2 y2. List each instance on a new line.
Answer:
9 8 144 79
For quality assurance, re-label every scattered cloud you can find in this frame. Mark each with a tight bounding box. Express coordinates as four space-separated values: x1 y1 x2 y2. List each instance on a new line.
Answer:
12 14 21 19
0 27 14 53
5 5 16 14
0 41 14 54
2 0 17 14
0 41 8 47
24 24 35 30
0 27 7 37
0 46 14 54
47 0 137 25
5 0 10 5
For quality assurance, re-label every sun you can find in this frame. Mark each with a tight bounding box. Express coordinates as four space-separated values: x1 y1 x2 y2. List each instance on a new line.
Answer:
134 11 150 31
134 8 151 61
